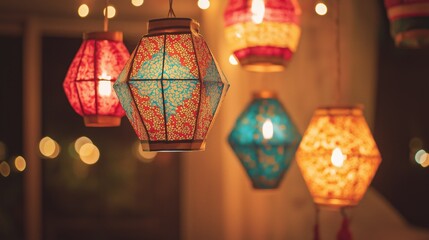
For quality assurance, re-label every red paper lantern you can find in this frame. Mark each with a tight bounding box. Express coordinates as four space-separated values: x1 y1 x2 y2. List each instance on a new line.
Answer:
63 32 130 127
224 0 301 72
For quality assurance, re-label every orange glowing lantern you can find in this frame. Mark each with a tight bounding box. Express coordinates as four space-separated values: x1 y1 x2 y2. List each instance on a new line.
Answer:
295 106 382 208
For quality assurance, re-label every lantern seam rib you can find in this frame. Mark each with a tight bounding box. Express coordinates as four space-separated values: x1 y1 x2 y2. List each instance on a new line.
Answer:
93 40 99 116
147 31 192 37
126 40 150 142
190 34 202 141
75 41 88 116
160 34 169 141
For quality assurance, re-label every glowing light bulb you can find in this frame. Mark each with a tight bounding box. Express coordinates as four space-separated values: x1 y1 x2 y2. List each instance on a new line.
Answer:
103 6 116 19
331 147 345 167
229 54 238 65
251 0 265 24
131 0 144 7
315 2 328 16
78 4 89 18
98 73 112 97
198 0 210 10
262 119 274 140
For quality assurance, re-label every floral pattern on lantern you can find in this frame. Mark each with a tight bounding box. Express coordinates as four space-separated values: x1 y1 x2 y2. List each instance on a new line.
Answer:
228 92 301 189
224 0 301 72
295 106 382 207
114 18 229 152
385 0 429 48
63 32 129 127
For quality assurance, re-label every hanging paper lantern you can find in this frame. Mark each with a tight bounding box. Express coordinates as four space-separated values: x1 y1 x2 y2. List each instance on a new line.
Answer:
296 106 382 207
224 0 301 72
114 18 229 152
385 0 429 48
228 91 301 189
63 32 129 127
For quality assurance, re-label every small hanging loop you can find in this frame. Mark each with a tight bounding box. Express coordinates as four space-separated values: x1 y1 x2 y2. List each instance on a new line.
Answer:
104 0 109 31
168 0 176 17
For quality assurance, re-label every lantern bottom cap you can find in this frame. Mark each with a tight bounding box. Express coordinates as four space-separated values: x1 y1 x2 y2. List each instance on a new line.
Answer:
394 29 429 48
141 140 206 152
239 56 287 72
83 116 122 127
314 197 359 209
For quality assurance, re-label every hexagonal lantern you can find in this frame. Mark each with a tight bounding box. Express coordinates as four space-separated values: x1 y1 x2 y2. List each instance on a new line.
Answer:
228 91 301 189
114 18 229 152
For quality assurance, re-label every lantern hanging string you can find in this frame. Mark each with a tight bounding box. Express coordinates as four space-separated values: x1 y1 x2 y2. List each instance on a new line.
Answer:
335 0 341 105
337 207 353 240
104 0 109 31
313 205 320 240
168 0 176 17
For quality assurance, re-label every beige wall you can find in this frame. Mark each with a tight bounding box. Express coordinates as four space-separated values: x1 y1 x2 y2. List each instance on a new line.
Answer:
181 0 429 239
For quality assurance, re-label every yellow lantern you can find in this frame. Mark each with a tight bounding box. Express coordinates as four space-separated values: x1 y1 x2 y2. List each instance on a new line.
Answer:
296 106 382 208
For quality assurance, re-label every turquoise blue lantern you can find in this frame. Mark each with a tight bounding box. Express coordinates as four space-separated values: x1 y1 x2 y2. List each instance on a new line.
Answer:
228 91 301 189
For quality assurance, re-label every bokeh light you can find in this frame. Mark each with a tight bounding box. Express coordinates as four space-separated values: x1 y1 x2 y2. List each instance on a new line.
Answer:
131 0 144 7
133 141 157 163
74 136 93 153
420 154 429 168
103 5 116 19
315 2 328 16
198 0 210 10
39 136 60 159
415 149 426 164
14 156 26 172
229 54 238 65
0 161 10 177
78 4 90 18
79 143 100 165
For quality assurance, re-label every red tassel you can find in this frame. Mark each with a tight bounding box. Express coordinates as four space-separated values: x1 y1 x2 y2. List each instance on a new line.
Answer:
337 209 352 240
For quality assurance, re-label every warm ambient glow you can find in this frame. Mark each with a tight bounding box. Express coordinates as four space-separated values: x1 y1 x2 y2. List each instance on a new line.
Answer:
315 2 328 16
262 119 274 140
229 54 238 65
74 136 93 153
78 4 90 18
0 161 10 177
14 156 26 172
198 0 210 10
296 106 382 207
103 6 116 19
251 0 265 24
131 0 144 7
133 141 157 163
39 136 60 159
78 143 100 165
98 73 112 97
331 147 345 167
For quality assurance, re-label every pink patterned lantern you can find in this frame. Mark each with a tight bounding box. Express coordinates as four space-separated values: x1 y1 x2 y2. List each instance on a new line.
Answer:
114 18 229 152
63 32 130 127
224 0 301 72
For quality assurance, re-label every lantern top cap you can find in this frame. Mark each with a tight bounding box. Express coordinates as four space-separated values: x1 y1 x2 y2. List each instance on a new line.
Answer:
314 105 364 116
252 91 277 99
83 31 123 42
147 18 200 35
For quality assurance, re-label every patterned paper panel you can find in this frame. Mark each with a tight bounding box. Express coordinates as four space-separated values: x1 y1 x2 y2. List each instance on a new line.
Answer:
192 35 212 79
164 34 199 79
163 80 200 140
114 81 148 141
76 40 95 80
75 81 96 115
129 81 166 141
131 35 165 80
63 45 84 115
95 40 130 81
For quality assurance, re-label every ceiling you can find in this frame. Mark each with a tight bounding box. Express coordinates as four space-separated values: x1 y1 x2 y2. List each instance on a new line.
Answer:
0 0 201 22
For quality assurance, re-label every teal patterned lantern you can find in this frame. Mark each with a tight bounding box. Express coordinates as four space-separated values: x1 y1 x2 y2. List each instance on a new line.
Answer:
228 91 301 189
114 18 229 152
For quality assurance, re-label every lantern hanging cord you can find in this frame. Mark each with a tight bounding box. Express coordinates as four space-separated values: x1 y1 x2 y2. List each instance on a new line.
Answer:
335 0 341 105
104 0 109 31
168 0 176 17
337 207 353 240
313 205 320 240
